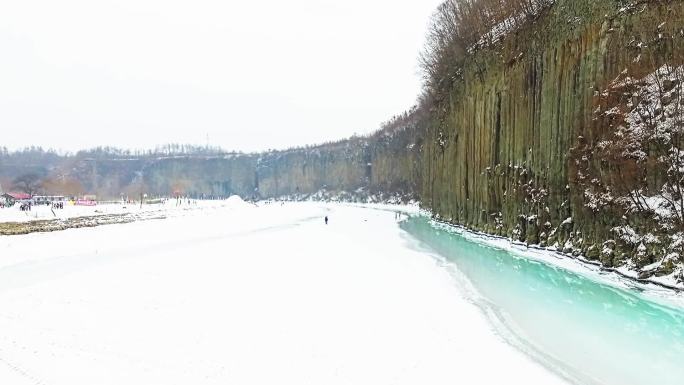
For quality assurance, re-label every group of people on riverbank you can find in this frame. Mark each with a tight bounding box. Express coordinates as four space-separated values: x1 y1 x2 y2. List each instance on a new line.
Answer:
14 201 64 211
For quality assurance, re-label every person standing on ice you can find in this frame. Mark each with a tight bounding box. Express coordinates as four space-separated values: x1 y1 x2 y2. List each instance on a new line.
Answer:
325 216 328 225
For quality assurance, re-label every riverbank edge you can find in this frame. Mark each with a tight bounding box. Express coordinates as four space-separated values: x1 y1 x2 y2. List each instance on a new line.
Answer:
0 212 168 236
268 197 684 292
417 213 684 293
4 199 681 294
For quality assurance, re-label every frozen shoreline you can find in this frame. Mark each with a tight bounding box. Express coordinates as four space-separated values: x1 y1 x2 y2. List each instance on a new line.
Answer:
336 200 684 292
400 210 684 385
418 214 684 304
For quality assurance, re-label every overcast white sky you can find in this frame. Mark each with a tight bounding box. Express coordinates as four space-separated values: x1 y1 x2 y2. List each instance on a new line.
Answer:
0 0 442 153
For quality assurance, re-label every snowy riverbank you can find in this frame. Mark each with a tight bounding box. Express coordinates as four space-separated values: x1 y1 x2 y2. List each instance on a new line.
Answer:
0 198 253 235
0 199 241 224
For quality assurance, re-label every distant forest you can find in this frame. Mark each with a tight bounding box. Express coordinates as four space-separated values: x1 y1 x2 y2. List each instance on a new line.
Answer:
0 108 423 200
0 145 246 198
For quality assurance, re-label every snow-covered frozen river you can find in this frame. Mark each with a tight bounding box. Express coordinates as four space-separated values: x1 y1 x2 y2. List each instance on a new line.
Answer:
403 217 684 385
0 201 681 384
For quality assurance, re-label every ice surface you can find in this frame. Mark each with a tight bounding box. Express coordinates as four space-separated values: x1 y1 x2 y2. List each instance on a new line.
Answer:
403 217 684 385
0 202 566 385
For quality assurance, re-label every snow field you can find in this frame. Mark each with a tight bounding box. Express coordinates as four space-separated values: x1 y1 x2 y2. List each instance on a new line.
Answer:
0 202 565 384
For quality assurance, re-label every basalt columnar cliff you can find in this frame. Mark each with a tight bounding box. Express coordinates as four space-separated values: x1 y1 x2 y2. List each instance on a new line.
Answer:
1 0 683 285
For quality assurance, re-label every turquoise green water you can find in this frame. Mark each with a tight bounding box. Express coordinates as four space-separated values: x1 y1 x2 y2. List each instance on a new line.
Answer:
401 217 684 385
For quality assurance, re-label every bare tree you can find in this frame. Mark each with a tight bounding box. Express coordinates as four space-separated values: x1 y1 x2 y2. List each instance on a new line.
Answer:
420 0 554 104
12 173 43 195
41 176 84 197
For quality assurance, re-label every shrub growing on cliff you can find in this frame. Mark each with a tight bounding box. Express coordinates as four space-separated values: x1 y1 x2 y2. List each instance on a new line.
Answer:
572 64 684 278
419 0 554 98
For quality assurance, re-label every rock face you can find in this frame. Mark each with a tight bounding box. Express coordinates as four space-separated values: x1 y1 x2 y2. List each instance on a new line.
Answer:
143 156 258 198
419 1 683 275
255 119 424 200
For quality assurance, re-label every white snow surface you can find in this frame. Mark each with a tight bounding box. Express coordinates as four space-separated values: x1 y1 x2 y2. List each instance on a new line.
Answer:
0 202 566 385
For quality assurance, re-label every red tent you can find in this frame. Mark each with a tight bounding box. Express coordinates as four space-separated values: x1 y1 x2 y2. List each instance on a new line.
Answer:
5 192 32 200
